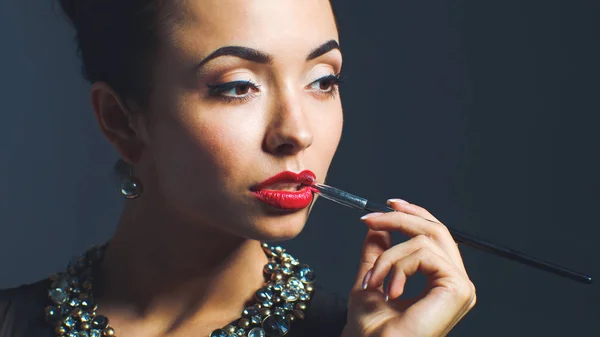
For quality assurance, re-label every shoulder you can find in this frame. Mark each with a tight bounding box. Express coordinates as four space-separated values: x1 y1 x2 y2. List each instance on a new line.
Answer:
0 278 53 337
290 283 348 337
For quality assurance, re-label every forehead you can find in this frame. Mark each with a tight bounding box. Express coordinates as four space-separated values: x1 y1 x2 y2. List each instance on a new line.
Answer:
161 0 338 61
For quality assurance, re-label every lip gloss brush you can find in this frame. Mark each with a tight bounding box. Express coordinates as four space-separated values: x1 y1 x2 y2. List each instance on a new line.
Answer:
310 182 592 285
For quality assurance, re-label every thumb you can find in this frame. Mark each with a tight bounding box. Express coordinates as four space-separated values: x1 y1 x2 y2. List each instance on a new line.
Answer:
352 228 391 292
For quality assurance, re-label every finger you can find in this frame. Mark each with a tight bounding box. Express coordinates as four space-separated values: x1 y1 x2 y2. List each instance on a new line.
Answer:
362 205 466 273
363 235 449 291
386 199 440 223
351 228 391 293
385 248 475 336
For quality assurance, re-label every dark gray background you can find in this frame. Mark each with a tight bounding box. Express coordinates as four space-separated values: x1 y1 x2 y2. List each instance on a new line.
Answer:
1 1 598 336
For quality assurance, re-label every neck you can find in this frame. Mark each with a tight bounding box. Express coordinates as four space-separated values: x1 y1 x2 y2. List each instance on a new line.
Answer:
94 199 270 335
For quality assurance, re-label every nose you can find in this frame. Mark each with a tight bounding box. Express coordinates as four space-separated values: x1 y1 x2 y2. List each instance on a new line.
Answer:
263 90 313 156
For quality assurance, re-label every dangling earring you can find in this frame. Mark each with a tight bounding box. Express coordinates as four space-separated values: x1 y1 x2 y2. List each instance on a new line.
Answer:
115 159 143 199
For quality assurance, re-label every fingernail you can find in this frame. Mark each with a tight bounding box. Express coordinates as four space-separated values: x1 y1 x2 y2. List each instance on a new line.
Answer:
387 198 409 205
384 282 390 302
360 212 383 220
362 269 373 290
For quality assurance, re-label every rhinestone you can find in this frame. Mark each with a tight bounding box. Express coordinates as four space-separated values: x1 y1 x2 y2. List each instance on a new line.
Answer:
55 326 67 335
49 288 68 305
78 332 90 337
261 315 289 337
69 298 80 307
259 308 271 317
248 327 265 337
287 278 304 290
45 306 63 324
63 316 76 328
261 244 273 256
289 259 300 266
92 316 108 330
80 322 91 330
242 306 260 317
255 288 274 302
233 318 248 329
296 265 316 284
283 303 294 311
67 332 78 337
274 307 285 316
262 300 273 308
80 312 92 322
299 293 310 301
225 325 236 334
295 302 307 311
293 309 305 320
210 329 228 337
305 284 314 293
274 247 285 255
280 289 298 302
102 327 115 336
121 179 142 199
267 247 278 257
80 297 95 309
270 272 283 282
272 296 282 304
236 329 246 336
263 263 278 274
251 315 262 324
281 267 293 275
285 314 295 323
273 283 284 292
90 330 101 337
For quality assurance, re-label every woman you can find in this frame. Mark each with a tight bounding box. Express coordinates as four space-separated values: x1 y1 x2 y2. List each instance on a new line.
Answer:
0 1 476 336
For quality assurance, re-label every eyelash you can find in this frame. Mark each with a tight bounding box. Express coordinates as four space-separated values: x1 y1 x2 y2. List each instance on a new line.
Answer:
205 73 343 103
206 80 260 104
309 73 343 99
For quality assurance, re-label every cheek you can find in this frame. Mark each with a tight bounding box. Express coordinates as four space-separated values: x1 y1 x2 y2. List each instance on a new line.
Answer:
152 110 262 194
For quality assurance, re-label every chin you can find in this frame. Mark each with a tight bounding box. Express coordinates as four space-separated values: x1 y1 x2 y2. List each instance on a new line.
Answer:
248 209 310 242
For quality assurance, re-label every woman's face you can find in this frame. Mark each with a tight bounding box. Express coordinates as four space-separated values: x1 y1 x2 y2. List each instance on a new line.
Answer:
137 0 342 241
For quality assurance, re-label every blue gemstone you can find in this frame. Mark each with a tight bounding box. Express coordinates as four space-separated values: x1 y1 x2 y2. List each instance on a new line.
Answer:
243 306 259 317
89 330 101 337
78 332 90 337
248 328 266 337
63 316 76 328
92 316 108 329
209 329 228 337
49 288 68 305
80 312 92 322
296 265 316 284
262 315 289 337
255 288 274 302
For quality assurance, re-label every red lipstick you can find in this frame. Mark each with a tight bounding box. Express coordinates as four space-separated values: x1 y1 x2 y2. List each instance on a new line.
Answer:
251 170 316 210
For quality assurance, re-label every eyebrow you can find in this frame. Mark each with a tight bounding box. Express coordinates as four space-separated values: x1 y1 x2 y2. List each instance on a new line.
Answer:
195 39 341 71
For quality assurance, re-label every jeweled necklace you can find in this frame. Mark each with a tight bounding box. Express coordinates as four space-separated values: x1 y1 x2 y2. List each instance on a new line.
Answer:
45 242 316 337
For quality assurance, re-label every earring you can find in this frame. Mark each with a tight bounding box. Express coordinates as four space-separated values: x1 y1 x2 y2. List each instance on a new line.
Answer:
115 159 143 199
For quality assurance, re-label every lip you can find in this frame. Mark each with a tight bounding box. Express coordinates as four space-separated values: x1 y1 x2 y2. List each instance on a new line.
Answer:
251 170 317 210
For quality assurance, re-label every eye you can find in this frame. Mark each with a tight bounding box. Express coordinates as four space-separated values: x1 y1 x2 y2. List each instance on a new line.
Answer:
206 80 261 100
308 74 342 94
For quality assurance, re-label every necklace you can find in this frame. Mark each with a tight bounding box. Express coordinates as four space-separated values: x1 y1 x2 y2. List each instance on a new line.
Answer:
45 242 316 337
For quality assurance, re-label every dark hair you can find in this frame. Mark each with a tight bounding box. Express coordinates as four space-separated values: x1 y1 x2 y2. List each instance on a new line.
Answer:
58 0 338 111
57 0 170 109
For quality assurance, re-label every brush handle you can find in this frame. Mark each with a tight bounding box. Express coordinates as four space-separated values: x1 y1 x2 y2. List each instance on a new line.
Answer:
364 200 593 284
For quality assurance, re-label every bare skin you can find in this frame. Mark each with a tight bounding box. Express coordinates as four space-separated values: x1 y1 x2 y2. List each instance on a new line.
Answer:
89 0 475 336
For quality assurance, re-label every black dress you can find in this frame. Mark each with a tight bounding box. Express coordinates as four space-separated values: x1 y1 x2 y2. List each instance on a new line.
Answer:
0 279 348 337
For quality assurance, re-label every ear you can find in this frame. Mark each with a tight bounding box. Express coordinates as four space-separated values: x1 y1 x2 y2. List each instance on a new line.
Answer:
90 82 146 164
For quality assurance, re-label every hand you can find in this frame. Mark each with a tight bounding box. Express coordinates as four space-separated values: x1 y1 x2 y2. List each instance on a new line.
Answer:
341 199 476 337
